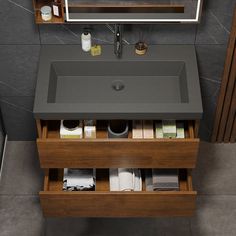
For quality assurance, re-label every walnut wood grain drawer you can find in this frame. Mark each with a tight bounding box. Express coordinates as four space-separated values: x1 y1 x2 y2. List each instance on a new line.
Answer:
40 169 196 217
36 120 199 168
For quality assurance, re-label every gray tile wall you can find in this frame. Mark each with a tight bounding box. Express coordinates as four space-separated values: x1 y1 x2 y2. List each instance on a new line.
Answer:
0 111 5 164
0 0 235 140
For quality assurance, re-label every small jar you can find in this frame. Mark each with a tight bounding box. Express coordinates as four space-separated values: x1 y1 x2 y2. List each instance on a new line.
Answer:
135 42 148 55
40 6 52 21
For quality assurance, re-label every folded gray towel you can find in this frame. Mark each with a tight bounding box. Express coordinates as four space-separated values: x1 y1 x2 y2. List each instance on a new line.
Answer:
152 169 179 191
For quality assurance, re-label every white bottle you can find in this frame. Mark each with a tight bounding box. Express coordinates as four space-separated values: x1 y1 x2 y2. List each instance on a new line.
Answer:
81 32 91 52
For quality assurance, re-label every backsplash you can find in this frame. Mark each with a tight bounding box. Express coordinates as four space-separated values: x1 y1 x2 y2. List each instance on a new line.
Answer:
0 0 235 141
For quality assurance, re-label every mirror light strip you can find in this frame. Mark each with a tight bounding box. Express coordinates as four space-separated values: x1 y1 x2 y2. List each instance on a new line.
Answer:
65 0 202 23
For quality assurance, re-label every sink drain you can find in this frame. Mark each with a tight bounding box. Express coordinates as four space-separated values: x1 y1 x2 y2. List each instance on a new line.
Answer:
112 80 125 91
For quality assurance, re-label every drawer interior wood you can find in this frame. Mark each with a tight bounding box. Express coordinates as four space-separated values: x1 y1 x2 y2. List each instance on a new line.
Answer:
43 168 193 192
40 120 197 140
40 168 196 217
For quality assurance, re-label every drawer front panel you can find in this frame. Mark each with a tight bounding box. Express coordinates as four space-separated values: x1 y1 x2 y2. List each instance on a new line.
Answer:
40 191 196 217
37 139 199 168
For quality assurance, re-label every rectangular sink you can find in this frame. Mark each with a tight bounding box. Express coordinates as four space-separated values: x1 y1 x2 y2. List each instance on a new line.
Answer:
48 61 188 104
34 45 202 120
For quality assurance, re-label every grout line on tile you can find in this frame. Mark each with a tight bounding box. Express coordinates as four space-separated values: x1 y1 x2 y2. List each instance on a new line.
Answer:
7 0 34 14
200 76 222 84
209 10 230 34
0 81 26 96
0 99 33 113
54 35 66 44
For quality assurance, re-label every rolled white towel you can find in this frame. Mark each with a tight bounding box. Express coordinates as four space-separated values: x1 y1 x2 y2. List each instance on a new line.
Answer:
118 168 134 191
134 169 142 191
109 169 119 191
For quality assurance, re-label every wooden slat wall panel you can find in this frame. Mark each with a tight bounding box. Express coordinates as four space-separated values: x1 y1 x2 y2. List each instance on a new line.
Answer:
212 7 236 143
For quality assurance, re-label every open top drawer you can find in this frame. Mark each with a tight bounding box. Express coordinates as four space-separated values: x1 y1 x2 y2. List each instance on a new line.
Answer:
37 120 200 168
40 168 196 217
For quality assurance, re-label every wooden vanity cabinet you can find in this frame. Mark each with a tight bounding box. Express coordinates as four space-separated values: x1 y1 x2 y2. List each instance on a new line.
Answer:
36 119 200 217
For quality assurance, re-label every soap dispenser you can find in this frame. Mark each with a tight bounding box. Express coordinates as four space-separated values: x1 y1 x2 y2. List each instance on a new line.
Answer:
81 31 92 52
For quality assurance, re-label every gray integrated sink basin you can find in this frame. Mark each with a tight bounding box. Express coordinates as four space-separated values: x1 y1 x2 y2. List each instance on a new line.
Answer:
34 45 203 120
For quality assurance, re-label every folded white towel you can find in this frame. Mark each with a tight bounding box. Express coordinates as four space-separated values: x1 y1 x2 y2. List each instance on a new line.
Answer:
63 168 95 191
109 168 142 191
118 168 134 191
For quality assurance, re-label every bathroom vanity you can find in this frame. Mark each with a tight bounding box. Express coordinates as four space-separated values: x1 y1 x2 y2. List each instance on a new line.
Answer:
34 45 202 217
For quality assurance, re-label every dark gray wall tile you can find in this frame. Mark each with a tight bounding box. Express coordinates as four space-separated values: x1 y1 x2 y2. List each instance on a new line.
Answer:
196 45 227 83
0 96 36 141
0 45 40 96
196 0 235 44
39 24 113 44
124 24 197 44
199 82 219 141
196 45 227 140
0 110 5 163
0 0 40 44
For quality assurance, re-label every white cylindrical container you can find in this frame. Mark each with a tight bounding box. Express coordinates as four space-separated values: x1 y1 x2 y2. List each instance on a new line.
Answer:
40 6 52 21
81 32 91 52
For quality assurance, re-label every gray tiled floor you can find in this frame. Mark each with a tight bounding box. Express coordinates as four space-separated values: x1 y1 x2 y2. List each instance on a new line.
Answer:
0 141 236 236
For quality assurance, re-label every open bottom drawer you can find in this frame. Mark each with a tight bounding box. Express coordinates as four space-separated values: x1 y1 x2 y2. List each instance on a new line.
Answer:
40 169 196 217
37 120 199 168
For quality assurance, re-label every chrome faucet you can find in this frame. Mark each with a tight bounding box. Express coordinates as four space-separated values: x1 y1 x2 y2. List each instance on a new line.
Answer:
114 24 122 58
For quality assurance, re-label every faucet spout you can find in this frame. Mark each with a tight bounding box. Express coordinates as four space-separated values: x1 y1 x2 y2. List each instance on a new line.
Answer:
114 24 122 58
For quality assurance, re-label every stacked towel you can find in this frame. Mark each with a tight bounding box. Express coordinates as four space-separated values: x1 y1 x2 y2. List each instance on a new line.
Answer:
145 169 179 191
152 169 179 191
109 168 142 191
63 168 95 191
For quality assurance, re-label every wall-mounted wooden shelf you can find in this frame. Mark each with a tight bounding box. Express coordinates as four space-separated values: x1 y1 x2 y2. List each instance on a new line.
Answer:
33 0 65 24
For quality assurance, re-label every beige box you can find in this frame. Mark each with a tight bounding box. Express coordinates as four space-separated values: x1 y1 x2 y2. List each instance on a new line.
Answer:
143 120 154 139
155 121 164 138
176 122 185 138
132 120 143 139
84 126 96 139
162 120 177 138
